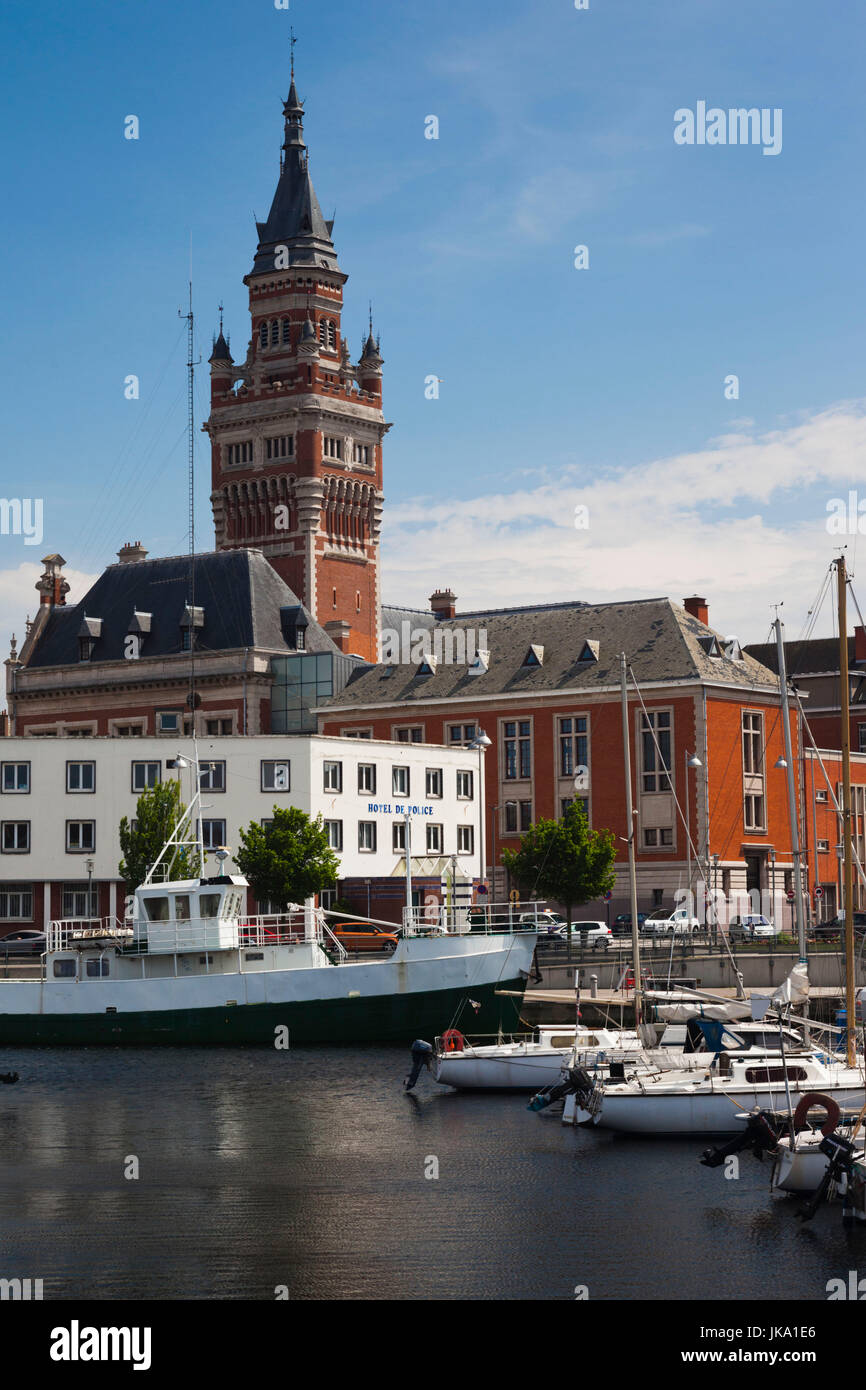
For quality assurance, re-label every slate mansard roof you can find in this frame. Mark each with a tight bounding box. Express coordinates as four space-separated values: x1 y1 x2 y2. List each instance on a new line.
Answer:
322 598 781 710
25 550 341 669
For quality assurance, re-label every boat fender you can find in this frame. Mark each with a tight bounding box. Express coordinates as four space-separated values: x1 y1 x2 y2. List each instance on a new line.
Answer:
442 1029 465 1053
793 1091 841 1136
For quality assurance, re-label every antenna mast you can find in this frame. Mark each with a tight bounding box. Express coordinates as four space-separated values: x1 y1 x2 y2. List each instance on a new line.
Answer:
178 281 201 728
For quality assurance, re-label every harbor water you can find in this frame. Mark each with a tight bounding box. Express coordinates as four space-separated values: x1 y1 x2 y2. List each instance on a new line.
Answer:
0 1044 863 1301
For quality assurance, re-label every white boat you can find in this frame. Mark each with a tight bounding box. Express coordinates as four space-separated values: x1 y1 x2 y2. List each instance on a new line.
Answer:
0 774 536 1046
591 1049 866 1136
434 1025 642 1091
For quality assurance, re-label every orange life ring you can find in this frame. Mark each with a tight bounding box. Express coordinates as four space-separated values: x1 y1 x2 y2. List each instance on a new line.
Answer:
442 1029 465 1053
793 1091 841 1136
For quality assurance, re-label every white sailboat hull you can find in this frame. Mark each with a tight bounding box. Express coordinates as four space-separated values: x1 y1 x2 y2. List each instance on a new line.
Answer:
594 1083 866 1136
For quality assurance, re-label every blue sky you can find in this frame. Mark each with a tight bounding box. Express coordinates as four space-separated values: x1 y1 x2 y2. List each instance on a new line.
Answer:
0 0 863 652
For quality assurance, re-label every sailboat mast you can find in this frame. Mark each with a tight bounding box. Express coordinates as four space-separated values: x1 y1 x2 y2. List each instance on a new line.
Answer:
836 555 856 1068
620 653 642 1029
774 617 807 960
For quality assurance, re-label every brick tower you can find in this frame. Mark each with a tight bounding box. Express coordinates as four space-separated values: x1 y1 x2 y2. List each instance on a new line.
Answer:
205 61 388 662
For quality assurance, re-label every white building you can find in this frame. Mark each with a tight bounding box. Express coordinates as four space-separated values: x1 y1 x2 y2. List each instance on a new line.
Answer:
0 735 483 932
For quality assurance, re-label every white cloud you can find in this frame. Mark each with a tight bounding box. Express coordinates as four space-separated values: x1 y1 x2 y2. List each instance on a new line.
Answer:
382 402 866 640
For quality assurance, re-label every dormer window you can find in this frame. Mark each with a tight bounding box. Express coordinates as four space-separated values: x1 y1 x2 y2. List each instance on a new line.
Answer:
180 605 204 651
468 650 490 676
697 635 722 658
523 644 544 667
416 655 439 677
77 615 102 663
577 640 599 663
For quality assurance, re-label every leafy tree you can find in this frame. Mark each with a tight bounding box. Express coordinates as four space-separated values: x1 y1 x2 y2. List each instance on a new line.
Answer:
235 806 339 909
502 802 616 930
118 780 200 891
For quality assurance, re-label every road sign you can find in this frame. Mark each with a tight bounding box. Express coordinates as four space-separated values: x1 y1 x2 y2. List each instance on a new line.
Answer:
814 885 824 898
604 890 612 902
786 888 795 902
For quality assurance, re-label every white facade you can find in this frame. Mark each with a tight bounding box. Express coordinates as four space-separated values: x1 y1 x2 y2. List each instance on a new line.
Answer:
0 734 482 927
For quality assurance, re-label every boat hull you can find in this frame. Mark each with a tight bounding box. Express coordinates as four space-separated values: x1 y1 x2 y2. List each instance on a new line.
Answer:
436 1048 571 1090
594 1085 866 1136
0 934 534 1046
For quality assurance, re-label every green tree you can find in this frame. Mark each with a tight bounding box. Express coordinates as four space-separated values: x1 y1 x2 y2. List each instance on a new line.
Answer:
502 802 616 930
235 806 339 909
118 780 200 891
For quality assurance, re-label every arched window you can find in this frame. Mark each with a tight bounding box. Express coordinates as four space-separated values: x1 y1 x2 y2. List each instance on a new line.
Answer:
270 321 279 345
318 319 327 346
281 318 291 344
259 322 268 349
327 320 336 350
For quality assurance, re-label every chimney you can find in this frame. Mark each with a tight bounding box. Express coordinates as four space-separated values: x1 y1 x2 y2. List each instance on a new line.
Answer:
684 595 709 626
324 619 352 654
855 625 866 665
117 541 149 565
430 588 457 621
36 554 69 608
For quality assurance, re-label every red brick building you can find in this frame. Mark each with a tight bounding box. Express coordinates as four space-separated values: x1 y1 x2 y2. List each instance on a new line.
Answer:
318 594 802 921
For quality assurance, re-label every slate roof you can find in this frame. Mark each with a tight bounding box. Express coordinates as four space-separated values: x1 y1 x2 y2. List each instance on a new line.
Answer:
322 598 781 710
745 637 859 677
251 84 339 276
25 550 340 669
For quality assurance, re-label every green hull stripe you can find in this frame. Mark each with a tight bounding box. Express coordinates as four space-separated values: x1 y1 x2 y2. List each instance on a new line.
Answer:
0 978 527 1046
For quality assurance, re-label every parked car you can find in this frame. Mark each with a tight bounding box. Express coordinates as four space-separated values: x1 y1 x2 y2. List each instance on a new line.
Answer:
813 913 866 943
0 929 46 955
519 911 567 933
612 913 648 936
728 914 781 942
330 922 398 953
639 908 699 936
552 920 615 950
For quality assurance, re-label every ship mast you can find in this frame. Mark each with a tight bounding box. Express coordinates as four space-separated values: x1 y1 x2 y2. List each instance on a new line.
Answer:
836 555 856 1068
620 653 642 1030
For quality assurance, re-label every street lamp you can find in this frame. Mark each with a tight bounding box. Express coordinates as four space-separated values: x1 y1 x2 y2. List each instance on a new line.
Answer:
684 751 702 910
469 732 492 908
85 856 94 921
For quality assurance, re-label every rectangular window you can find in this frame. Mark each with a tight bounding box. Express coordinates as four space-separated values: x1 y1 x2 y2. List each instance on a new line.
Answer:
641 711 672 793
53 959 76 978
201 819 227 851
504 721 532 780
519 800 532 831
131 761 161 793
448 723 477 745
323 761 343 793
426 768 443 799
426 823 443 854
354 443 370 466
114 723 145 737
1 822 30 853
0 886 33 920
456 769 474 800
227 440 253 466
1 762 30 793
457 825 474 854
559 715 588 779
859 724 866 754
324 820 343 851
86 959 110 978
66 761 95 793
504 802 518 833
394 726 424 744
393 766 410 797
261 760 291 792
744 793 765 832
205 718 233 736
157 711 180 734
742 711 764 776
358 764 376 794
323 437 343 460
815 790 828 803
817 839 830 852
393 822 406 853
265 436 294 460
199 761 226 793
358 821 377 852
66 821 95 853
61 883 97 917
342 729 372 739
644 828 657 847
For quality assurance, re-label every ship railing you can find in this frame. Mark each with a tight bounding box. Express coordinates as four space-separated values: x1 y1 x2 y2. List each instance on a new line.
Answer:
237 914 309 947
402 900 547 936
47 917 135 952
319 921 348 962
